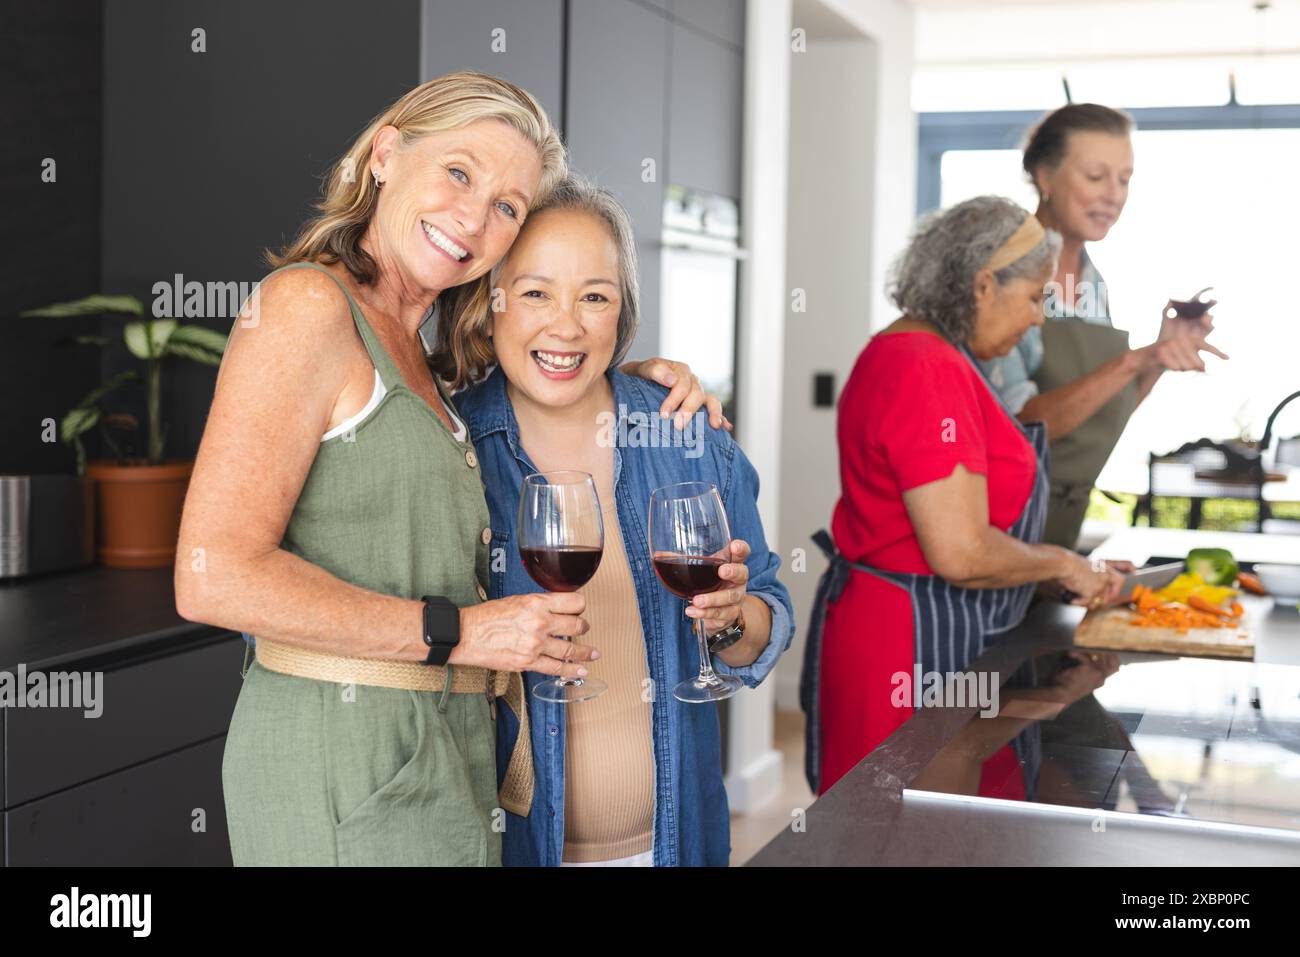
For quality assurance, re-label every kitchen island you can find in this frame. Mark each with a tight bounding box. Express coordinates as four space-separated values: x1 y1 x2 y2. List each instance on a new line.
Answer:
751 529 1300 866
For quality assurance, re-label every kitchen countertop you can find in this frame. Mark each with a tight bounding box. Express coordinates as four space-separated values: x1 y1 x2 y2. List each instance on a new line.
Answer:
750 529 1300 866
1090 526 1300 567
0 566 225 673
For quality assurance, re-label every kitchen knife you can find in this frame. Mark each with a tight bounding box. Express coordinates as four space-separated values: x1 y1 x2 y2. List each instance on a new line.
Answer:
1060 560 1184 607
1118 561 1185 602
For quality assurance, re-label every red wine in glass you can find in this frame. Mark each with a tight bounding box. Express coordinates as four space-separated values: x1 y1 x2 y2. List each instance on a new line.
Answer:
652 555 726 600
648 481 743 703
521 545 602 593
518 470 606 703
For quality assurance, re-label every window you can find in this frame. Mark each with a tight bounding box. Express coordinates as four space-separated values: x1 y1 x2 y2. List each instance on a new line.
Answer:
921 108 1300 495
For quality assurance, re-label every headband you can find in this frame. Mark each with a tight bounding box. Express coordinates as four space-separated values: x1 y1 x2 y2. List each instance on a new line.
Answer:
984 214 1046 272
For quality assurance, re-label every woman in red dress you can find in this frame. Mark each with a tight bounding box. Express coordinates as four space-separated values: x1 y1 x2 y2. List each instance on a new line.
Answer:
802 196 1124 799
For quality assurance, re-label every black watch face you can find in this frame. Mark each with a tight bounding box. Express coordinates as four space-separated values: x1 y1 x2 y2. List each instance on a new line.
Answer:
710 630 740 653
424 599 459 652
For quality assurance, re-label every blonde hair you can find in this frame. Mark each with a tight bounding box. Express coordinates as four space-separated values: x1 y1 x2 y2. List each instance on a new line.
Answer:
268 71 567 386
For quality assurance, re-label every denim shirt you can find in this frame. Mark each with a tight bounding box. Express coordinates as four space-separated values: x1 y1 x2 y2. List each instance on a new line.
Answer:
981 248 1112 414
454 367 795 867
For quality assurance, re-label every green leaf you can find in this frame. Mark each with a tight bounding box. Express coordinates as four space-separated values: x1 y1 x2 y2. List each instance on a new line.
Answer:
166 328 230 358
72 335 114 347
123 319 178 359
61 406 101 445
123 322 150 359
162 340 224 366
153 319 179 348
75 369 140 410
20 294 143 318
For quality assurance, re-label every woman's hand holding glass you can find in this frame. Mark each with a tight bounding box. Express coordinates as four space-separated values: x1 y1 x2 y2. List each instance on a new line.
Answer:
451 593 597 677
1140 306 1228 373
683 539 751 635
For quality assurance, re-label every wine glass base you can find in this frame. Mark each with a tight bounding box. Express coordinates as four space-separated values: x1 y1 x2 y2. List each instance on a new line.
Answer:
673 673 743 703
532 677 608 703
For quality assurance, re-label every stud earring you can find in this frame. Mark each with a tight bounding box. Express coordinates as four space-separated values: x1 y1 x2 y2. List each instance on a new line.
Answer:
373 171 382 189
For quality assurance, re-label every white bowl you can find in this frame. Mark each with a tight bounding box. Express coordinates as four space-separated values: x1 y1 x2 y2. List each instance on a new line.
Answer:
1253 564 1300 601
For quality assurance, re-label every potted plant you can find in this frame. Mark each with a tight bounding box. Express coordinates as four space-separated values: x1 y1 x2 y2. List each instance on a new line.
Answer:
20 294 228 568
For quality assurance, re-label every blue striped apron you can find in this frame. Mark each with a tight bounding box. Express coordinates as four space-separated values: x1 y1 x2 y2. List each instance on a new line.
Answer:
800 344 1051 798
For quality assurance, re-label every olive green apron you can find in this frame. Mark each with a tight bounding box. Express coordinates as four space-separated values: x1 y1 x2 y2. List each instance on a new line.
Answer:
1031 320 1138 549
221 262 501 866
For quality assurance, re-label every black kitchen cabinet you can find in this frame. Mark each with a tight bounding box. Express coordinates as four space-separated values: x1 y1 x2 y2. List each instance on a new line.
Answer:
566 0 671 357
1 633 244 866
667 17 744 201
420 0 566 129
0 563 246 867
5 737 232 866
4 637 244 806
671 0 745 49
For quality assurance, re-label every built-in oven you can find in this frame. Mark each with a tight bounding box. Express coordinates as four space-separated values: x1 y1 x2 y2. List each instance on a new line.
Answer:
659 186 745 423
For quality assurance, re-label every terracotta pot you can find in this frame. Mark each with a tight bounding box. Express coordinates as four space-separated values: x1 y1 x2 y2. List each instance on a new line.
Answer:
84 459 194 568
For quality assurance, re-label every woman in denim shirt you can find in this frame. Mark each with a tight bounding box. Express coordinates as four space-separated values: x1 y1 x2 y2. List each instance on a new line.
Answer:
455 176 794 866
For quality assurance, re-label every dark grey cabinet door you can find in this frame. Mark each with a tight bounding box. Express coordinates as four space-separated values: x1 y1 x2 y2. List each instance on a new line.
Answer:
671 0 745 48
420 0 565 130
667 20 744 200
566 0 670 358
3 637 244 807
5 737 231 866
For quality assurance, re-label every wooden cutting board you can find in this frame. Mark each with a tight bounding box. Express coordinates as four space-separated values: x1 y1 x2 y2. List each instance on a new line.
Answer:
1073 606 1254 659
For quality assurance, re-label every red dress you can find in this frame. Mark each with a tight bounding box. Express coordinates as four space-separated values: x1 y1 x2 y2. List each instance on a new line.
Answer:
818 332 1039 796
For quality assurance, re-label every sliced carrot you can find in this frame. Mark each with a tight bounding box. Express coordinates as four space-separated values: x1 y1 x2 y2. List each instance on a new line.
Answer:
1188 594 1234 619
1126 599 1237 630
1237 572 1267 596
1231 601 1244 618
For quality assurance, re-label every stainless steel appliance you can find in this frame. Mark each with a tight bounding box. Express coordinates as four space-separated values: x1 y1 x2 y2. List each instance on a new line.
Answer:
0 475 94 579
660 186 745 416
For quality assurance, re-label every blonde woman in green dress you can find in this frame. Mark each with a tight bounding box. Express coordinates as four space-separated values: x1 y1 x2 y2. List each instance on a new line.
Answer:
175 72 724 866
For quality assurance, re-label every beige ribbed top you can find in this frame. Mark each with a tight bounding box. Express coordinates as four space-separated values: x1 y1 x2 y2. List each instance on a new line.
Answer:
562 471 655 863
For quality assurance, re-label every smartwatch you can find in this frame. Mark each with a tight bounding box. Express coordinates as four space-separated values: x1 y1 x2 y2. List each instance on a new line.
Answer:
420 596 461 666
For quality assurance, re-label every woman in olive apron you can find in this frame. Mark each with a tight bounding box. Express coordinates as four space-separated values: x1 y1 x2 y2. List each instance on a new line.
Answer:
801 198 1123 799
981 104 1228 549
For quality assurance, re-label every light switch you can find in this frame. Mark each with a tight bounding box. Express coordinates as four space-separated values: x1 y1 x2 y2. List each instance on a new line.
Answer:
813 372 835 408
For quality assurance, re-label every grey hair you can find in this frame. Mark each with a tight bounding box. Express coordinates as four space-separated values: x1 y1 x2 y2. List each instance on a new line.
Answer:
490 172 640 369
887 196 1062 345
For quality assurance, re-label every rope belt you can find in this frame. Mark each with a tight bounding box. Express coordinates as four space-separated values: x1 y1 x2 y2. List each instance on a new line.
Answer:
254 636 534 816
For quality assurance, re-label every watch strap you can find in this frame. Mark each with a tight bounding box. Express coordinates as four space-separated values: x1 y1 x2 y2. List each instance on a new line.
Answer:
707 604 746 654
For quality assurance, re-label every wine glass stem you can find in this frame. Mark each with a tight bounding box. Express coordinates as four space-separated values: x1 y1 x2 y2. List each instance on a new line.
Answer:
692 613 717 683
557 636 582 688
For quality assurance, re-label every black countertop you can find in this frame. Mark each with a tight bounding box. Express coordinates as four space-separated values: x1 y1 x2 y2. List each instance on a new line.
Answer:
0 566 225 673
750 599 1300 866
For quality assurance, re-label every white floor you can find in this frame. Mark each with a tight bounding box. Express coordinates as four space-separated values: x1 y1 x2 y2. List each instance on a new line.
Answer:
728 711 814 866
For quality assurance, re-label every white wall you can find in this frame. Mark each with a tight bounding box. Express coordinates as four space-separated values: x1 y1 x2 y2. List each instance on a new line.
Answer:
772 0 916 711
913 0 1300 64
727 0 793 813
912 0 1300 112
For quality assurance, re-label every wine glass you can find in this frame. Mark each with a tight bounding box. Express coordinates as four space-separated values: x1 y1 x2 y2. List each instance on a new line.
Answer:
648 481 743 703
518 470 606 703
